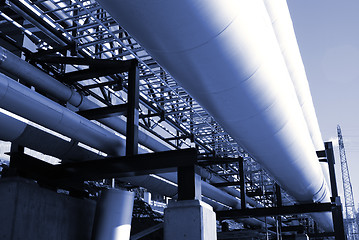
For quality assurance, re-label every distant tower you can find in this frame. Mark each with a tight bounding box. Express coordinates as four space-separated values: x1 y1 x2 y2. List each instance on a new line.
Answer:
337 125 358 240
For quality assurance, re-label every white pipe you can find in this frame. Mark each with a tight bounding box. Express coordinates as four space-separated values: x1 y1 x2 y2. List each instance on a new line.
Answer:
41 1 73 27
262 0 324 151
262 0 331 194
0 72 124 156
0 111 101 162
91 188 135 240
96 0 331 230
0 46 171 153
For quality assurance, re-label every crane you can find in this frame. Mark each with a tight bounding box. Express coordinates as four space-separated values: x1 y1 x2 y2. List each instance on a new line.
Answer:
337 124 358 240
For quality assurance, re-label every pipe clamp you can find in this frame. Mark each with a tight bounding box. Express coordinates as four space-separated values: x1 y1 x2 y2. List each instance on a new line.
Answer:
0 50 7 64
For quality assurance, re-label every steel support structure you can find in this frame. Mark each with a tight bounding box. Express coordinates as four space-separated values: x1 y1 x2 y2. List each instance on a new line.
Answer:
177 165 202 200
325 141 347 240
9 149 198 181
126 60 139 156
239 157 246 210
216 142 346 239
275 183 283 240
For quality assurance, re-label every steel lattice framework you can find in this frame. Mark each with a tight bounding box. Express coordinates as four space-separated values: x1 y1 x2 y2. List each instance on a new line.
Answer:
337 125 358 240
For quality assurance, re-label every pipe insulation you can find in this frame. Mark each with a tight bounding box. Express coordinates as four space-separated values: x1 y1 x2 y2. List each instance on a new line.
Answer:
0 72 124 156
91 188 135 240
0 46 171 153
262 0 323 151
0 111 101 162
95 0 332 230
262 0 331 191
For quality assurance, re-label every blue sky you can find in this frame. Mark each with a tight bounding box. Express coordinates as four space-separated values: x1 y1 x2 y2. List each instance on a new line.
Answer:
287 0 359 208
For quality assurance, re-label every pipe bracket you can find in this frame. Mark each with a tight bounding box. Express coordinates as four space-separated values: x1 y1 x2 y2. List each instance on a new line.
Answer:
0 49 7 64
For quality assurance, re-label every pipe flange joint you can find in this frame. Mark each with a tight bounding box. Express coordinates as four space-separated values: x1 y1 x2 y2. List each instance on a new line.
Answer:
70 87 84 108
0 49 7 64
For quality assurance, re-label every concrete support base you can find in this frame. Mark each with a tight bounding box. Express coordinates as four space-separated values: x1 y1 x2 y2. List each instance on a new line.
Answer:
0 177 96 240
164 200 217 240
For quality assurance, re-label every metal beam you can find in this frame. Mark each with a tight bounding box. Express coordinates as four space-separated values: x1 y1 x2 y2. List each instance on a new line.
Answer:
239 157 246 210
166 134 194 142
126 60 139 156
58 66 127 83
31 56 132 67
197 156 242 166
211 182 241 188
77 104 127 120
331 199 346 240
177 165 201 200
38 57 134 83
325 141 338 199
216 203 334 219
9 148 198 180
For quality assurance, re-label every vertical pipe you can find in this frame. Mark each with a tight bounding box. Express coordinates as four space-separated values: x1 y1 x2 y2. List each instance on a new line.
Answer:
262 0 332 195
91 189 135 240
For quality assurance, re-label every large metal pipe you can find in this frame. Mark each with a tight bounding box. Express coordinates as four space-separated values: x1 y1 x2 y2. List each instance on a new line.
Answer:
262 0 324 151
0 72 124 156
262 0 331 193
0 111 101 162
91 188 135 240
0 47 171 153
96 0 331 230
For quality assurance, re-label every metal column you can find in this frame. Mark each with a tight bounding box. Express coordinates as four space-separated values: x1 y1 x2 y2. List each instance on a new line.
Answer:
325 141 347 240
126 60 139 156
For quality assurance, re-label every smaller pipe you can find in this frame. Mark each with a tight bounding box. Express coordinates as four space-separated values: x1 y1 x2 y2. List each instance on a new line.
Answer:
0 46 171 153
0 111 101 162
91 188 135 240
0 72 125 156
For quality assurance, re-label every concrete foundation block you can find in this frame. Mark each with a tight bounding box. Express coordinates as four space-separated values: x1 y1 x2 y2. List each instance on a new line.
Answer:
164 199 217 240
0 177 96 240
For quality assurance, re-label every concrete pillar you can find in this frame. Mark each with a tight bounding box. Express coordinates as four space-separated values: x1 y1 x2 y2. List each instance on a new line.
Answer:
164 200 217 240
0 177 96 240
91 188 135 240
